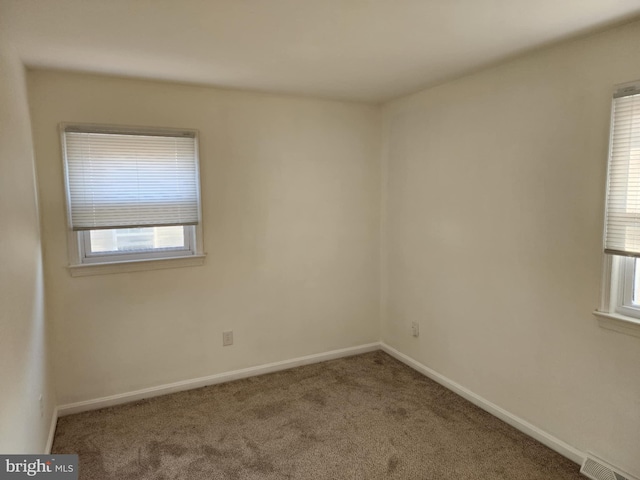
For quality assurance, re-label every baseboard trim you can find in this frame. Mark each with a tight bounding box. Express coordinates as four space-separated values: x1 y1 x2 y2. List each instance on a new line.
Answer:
58 342 381 417
380 342 585 466
45 407 58 454
55 340 586 467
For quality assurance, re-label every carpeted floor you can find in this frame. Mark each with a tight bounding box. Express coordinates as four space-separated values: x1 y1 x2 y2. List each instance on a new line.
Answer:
52 351 584 479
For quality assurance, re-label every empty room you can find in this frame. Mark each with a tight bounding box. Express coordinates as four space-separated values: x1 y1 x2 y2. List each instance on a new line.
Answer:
1 1 639 479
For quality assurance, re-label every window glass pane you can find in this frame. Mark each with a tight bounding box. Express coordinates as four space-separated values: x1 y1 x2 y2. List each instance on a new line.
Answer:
89 226 185 253
633 258 640 305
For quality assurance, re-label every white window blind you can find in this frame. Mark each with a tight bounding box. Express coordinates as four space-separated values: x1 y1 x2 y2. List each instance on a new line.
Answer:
62 126 200 231
604 84 640 257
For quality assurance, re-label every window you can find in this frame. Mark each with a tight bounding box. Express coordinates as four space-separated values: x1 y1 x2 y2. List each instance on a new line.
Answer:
61 124 204 274
616 256 640 318
597 81 640 336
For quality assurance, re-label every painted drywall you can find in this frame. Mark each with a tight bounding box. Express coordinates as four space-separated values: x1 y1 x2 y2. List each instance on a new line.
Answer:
382 19 640 476
27 71 380 406
0 44 55 452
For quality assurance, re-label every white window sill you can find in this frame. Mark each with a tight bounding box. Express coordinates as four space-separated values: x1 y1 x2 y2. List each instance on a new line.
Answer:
68 254 206 277
593 310 640 339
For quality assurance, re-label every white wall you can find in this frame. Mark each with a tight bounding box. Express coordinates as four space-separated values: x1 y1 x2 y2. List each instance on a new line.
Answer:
27 71 381 406
0 45 55 452
382 20 640 476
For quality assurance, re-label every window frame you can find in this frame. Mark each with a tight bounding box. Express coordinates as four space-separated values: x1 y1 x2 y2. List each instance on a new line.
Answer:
60 123 205 276
79 225 196 264
595 255 640 338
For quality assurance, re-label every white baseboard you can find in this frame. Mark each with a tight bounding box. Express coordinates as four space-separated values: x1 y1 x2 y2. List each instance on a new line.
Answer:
380 342 585 466
58 342 381 417
54 340 586 469
45 407 58 454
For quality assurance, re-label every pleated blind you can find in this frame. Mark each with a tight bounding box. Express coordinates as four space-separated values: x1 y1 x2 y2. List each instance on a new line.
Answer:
604 84 640 257
62 126 200 231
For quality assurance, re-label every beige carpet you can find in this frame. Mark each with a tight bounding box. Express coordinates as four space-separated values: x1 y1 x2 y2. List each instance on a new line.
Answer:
52 351 583 479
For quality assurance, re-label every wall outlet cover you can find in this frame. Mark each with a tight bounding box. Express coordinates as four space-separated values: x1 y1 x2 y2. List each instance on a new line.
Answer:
411 322 419 337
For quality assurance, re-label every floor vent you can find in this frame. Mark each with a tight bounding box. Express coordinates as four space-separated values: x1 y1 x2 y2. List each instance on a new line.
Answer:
581 454 637 480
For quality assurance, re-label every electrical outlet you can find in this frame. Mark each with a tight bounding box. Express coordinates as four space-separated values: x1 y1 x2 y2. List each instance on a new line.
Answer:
222 330 233 346
411 321 419 337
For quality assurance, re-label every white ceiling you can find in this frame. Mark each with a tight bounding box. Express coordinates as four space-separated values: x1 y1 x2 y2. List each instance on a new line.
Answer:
1 0 639 102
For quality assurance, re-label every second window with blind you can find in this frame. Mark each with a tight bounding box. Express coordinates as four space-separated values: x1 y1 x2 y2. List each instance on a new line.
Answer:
601 81 640 321
61 125 203 269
